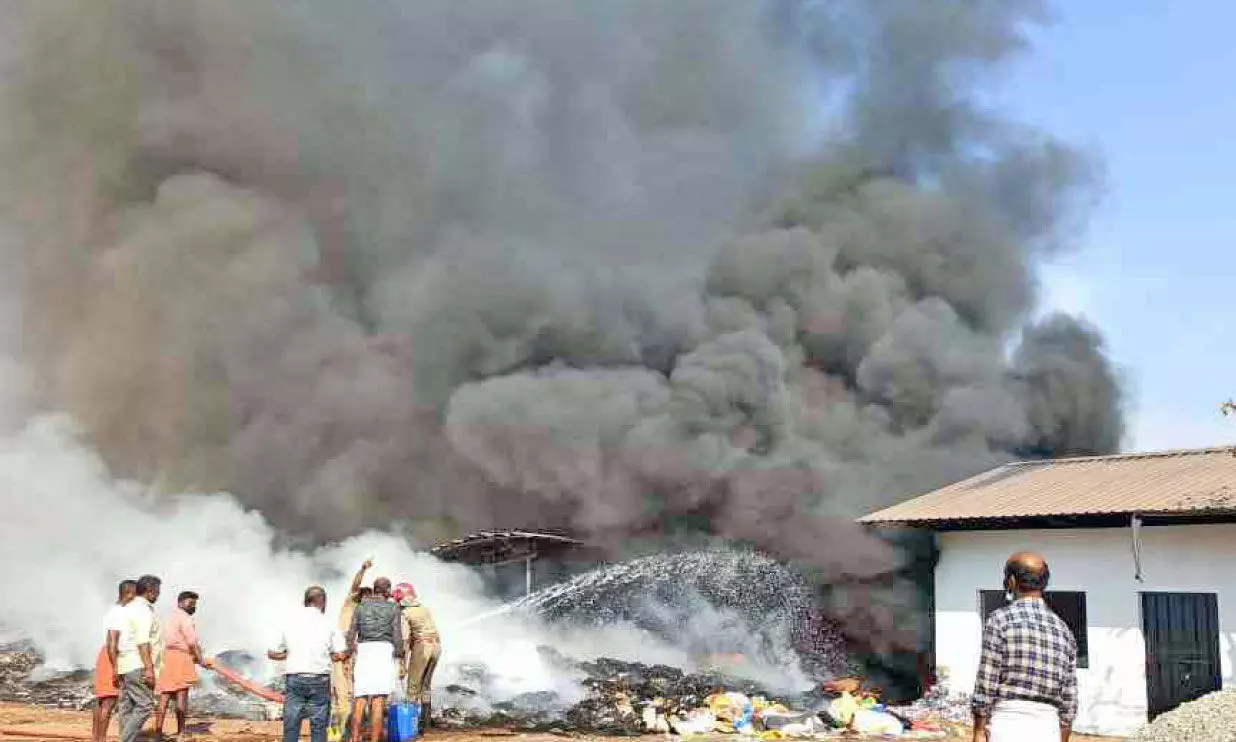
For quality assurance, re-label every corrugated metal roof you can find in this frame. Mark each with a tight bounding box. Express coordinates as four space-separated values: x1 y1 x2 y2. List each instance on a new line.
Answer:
858 446 1236 525
430 530 582 564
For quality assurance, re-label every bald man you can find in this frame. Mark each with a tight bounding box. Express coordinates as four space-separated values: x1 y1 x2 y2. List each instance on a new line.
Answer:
971 552 1078 742
269 586 349 742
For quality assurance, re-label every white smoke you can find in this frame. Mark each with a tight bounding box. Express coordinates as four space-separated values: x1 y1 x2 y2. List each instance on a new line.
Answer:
0 412 807 701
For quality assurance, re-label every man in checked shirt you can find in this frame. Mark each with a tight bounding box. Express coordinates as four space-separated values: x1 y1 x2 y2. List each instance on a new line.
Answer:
972 552 1078 742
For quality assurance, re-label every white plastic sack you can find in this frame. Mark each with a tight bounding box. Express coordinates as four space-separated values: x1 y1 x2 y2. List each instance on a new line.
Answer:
852 708 904 735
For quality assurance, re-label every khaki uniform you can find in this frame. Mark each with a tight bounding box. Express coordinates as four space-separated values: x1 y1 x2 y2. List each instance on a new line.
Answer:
330 596 361 737
401 603 442 716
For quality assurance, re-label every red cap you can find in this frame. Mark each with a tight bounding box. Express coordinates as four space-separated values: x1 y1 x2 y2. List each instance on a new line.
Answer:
392 582 416 602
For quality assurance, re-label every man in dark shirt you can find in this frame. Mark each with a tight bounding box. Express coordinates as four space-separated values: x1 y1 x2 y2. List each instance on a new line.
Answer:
347 577 404 742
972 552 1078 742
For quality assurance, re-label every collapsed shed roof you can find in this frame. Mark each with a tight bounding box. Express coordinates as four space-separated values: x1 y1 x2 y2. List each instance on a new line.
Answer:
858 446 1236 527
430 529 583 566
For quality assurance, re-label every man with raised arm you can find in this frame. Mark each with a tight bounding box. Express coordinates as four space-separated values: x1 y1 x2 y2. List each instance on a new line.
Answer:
331 559 372 738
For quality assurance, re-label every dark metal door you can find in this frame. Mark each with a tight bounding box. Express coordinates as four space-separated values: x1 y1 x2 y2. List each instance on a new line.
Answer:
1141 592 1222 720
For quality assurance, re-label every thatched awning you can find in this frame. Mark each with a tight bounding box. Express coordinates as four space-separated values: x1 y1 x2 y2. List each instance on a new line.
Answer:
430 530 583 566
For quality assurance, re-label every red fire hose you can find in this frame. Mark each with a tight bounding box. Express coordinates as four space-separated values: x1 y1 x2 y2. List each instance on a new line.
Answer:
208 657 284 704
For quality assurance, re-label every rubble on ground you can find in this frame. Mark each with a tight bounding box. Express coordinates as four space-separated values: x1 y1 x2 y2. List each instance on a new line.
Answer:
0 643 274 720
438 649 954 738
0 641 94 710
2 641 963 737
1131 689 1236 742
885 684 972 726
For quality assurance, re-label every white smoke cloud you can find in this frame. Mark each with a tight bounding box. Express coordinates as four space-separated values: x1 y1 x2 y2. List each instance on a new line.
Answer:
0 412 808 701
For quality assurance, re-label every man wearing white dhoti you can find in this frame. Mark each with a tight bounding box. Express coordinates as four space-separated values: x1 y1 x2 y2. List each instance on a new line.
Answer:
347 577 404 742
971 552 1078 742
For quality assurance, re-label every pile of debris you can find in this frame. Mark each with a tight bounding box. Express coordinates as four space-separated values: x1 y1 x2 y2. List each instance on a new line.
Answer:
0 642 275 720
2 641 962 738
885 684 972 726
1131 690 1236 742
0 641 94 710
437 649 953 738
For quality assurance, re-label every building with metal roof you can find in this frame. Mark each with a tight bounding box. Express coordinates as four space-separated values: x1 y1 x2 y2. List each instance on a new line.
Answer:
858 447 1236 737
860 447 1236 527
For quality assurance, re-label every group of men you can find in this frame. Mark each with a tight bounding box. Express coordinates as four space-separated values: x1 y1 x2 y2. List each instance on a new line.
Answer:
90 560 441 742
271 559 441 742
88 551 1073 742
92 575 208 742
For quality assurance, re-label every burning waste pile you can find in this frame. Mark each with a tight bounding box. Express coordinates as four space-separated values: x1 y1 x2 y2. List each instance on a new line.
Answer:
435 651 956 738
0 638 968 739
502 550 852 680
362 548 966 738
0 548 972 738
0 638 962 739
0 640 94 710
0 642 277 720
441 545 980 739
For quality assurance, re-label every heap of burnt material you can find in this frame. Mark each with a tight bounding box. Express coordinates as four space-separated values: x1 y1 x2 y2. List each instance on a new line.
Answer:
7 641 939 736
0 641 93 710
435 646 833 736
0 643 275 720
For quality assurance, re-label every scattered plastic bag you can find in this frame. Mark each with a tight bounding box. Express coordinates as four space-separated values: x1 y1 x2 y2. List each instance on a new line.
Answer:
643 703 670 733
758 711 815 731
709 692 754 733
827 692 859 727
852 708 904 735
672 710 717 736
777 718 829 738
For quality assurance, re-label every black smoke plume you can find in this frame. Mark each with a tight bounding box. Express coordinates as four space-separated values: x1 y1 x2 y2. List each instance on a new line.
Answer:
0 0 1122 674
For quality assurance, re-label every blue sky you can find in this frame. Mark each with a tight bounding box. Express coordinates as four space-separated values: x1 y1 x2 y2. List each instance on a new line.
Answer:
999 2 1236 452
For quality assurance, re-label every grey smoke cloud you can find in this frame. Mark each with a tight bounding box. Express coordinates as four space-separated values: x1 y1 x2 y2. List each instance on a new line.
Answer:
0 0 1123 661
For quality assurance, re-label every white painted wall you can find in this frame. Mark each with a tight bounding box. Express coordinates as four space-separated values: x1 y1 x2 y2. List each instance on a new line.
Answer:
935 524 1236 737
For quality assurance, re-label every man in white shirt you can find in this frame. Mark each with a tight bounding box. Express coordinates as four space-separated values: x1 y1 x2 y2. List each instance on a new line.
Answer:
269 585 349 742
93 579 136 742
117 575 163 742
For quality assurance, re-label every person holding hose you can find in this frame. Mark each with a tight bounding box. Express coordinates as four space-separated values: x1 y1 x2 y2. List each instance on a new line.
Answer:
155 590 213 741
393 583 441 735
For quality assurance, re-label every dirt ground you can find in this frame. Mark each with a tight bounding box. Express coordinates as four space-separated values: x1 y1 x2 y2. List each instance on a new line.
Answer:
0 703 1124 741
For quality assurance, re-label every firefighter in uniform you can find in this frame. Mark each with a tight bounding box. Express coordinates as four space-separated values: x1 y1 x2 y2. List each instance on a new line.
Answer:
392 582 441 734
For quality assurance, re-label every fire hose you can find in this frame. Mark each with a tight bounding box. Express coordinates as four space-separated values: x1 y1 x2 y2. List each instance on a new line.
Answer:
207 656 284 704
